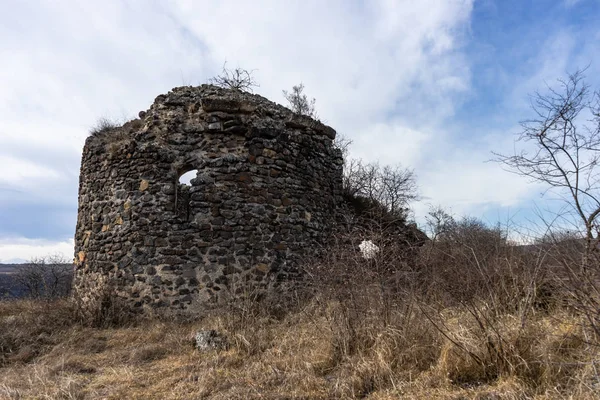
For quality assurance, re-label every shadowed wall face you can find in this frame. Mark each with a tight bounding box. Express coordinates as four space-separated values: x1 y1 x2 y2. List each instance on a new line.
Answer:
73 85 343 314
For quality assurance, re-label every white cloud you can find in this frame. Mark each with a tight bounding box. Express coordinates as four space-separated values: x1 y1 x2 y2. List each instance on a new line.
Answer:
351 122 432 167
0 238 74 264
0 155 62 186
2 0 597 259
166 0 480 221
0 1 476 228
411 124 545 221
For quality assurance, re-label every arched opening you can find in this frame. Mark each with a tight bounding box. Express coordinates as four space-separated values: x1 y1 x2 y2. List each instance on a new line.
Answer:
176 169 199 220
179 170 198 186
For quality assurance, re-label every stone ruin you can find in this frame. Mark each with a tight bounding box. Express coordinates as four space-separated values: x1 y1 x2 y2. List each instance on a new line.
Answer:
73 85 344 314
73 85 427 316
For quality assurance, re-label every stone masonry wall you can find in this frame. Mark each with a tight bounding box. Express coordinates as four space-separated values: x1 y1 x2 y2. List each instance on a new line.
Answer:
73 85 343 315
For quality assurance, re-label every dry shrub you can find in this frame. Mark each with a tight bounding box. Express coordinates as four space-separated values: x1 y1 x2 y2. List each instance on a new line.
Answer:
541 235 600 341
0 299 77 366
3 217 600 398
88 291 134 328
104 119 142 157
12 255 73 299
202 301 276 358
300 222 442 397
428 309 600 397
419 218 545 309
534 314 591 391
89 117 120 137
323 305 442 398
416 219 600 397
0 287 133 368
0 364 89 400
71 278 137 329
299 215 600 398
88 116 143 159
1 291 599 398
209 62 259 92
428 309 540 387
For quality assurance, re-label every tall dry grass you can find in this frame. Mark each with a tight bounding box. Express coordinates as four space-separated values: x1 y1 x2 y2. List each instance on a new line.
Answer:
1 220 600 398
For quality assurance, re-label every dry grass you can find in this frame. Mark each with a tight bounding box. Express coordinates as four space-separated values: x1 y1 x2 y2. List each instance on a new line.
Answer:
0 296 599 399
2 222 600 399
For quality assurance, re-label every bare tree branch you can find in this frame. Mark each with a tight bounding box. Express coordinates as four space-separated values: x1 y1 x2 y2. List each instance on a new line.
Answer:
14 254 73 299
282 83 317 118
209 62 259 92
492 69 600 263
342 159 418 219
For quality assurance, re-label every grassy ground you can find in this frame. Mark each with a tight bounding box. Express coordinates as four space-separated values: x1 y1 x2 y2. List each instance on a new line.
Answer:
3 223 600 399
1 296 599 399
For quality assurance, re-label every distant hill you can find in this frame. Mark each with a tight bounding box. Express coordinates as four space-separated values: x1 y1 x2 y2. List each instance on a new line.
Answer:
0 264 25 298
0 263 73 299
0 264 21 274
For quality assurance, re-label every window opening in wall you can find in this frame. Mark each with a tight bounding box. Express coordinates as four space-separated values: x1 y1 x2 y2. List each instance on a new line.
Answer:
176 169 198 220
179 170 197 186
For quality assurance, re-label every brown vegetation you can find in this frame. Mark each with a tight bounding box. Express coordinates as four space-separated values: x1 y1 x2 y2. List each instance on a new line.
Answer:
2 220 600 399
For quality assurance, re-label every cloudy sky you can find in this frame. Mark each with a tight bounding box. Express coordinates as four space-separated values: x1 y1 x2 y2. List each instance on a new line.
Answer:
1 0 599 262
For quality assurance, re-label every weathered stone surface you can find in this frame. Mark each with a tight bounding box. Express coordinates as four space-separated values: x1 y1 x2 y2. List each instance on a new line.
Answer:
72 85 344 315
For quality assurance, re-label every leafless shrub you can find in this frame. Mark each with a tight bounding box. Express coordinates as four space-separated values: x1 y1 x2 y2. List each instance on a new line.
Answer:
424 204 455 243
303 216 425 351
343 159 418 220
536 229 600 339
0 299 76 366
493 69 600 341
70 274 135 329
13 255 73 299
492 68 600 265
299 213 564 393
297 222 441 398
283 83 317 117
2 236 600 398
419 211 544 309
333 133 352 160
209 62 259 92
81 287 134 329
416 212 600 389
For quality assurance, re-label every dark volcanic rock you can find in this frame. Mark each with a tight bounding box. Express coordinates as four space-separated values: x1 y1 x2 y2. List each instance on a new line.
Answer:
72 85 426 318
73 85 344 316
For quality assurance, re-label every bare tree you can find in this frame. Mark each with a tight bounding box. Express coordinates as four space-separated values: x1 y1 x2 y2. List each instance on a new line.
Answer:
13 261 45 298
343 160 381 200
283 83 317 118
209 62 259 92
380 165 419 216
424 205 455 243
14 255 73 298
493 69 600 265
343 159 418 219
333 133 353 161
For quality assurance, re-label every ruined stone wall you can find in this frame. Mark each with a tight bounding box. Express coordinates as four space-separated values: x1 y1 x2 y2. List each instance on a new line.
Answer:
73 85 343 314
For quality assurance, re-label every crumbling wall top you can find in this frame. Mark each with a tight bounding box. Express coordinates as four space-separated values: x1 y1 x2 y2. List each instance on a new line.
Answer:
88 85 337 150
